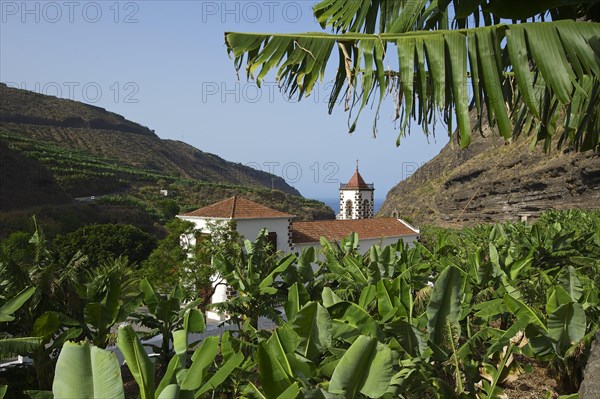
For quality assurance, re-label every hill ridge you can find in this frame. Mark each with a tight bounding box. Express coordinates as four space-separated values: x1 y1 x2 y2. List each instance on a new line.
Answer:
0 83 335 237
0 82 300 196
378 116 599 226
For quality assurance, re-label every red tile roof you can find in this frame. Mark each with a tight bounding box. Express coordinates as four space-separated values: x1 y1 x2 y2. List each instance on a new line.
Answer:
292 218 418 244
179 196 294 219
342 169 373 190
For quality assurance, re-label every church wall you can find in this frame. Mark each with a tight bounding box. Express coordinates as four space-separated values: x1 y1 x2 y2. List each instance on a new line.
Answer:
175 216 229 248
292 233 419 259
206 284 229 321
176 216 292 252
236 218 293 252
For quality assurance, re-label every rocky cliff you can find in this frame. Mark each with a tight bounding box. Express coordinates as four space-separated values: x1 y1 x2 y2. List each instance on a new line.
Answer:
378 120 599 227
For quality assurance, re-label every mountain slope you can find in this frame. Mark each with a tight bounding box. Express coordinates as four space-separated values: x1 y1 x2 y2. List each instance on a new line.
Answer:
0 140 70 210
0 83 300 195
0 83 335 237
378 118 599 227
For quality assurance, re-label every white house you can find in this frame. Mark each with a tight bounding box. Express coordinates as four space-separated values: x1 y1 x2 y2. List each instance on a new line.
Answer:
177 196 294 252
176 168 419 320
177 196 294 320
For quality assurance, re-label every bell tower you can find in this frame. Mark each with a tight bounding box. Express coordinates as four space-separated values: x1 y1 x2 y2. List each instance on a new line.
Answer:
338 161 374 220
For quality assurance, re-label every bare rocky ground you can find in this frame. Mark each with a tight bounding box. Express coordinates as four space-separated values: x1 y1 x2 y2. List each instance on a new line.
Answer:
579 328 600 399
379 120 599 227
503 360 561 399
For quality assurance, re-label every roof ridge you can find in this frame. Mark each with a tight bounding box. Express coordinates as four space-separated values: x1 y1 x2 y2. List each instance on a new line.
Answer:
291 218 418 244
343 169 373 190
178 196 295 219
231 196 237 219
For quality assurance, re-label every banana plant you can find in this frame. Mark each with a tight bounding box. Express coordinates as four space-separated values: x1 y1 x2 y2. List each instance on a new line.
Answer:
79 256 141 348
52 341 124 399
0 219 89 390
283 247 320 300
254 281 423 398
47 310 243 399
518 281 588 357
316 235 373 302
131 278 202 368
211 229 296 331
0 287 41 359
329 335 395 398
225 0 600 151
250 321 396 399
119 309 244 399
503 273 594 393
0 286 41 399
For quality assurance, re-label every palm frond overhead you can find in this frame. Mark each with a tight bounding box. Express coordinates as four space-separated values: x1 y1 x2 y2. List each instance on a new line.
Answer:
313 0 600 32
225 9 600 151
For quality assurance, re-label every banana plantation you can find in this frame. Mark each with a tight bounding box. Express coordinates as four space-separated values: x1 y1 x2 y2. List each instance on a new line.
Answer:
1 209 599 398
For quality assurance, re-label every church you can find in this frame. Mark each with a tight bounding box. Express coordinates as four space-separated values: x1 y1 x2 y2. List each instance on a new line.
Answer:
177 166 419 320
338 163 375 220
177 166 419 254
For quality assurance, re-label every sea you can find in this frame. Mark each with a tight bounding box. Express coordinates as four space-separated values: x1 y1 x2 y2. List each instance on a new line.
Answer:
316 198 386 216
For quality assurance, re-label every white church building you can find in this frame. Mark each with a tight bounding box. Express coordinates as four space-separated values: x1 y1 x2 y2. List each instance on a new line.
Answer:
177 167 419 319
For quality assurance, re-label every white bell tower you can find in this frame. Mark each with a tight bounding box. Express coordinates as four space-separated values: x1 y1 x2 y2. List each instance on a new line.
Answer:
338 161 374 220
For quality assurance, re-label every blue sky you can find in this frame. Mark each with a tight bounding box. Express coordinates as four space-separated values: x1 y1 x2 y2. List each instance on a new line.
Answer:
0 0 448 200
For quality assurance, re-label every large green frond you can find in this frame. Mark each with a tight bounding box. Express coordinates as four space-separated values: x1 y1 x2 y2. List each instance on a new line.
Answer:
225 20 600 151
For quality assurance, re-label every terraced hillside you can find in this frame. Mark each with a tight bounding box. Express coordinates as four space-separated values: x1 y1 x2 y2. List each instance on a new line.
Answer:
0 83 334 237
0 83 299 195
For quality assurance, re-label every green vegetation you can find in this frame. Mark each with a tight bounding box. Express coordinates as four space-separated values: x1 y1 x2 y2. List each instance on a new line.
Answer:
52 223 158 266
0 131 334 230
138 219 196 292
225 0 599 151
0 221 143 390
0 209 598 398
0 131 334 246
212 229 296 332
130 279 203 369
0 202 159 242
1 132 178 193
139 219 242 312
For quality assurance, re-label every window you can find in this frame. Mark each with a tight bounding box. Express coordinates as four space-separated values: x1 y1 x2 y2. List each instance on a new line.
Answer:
345 200 353 218
267 232 277 252
193 232 211 255
194 232 211 244
363 199 370 217
226 285 237 299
